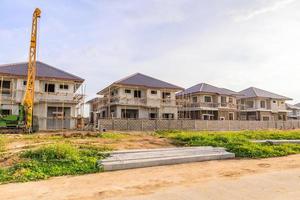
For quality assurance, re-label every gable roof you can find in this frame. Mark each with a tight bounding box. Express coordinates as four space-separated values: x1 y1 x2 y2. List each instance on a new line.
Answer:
238 87 292 100
98 73 183 94
295 103 300 107
0 61 84 82
177 83 239 96
286 103 300 110
86 97 99 104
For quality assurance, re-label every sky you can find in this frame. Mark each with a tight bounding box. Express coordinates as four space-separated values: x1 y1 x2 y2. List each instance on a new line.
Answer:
1 0 300 106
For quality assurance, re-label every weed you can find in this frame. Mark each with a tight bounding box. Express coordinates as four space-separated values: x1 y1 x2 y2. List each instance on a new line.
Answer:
156 130 300 158
0 143 109 184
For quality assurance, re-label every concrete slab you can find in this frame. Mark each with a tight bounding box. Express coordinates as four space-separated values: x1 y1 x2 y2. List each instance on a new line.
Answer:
100 147 235 171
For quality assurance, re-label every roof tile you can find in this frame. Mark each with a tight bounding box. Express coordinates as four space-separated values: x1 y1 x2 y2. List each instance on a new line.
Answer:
238 87 291 100
177 83 239 96
0 61 84 82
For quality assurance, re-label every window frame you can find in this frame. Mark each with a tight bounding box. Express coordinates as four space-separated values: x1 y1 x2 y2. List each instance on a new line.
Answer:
151 90 157 95
125 89 131 94
260 100 266 108
192 96 197 103
204 96 212 103
134 90 141 98
44 83 55 93
59 84 69 90
162 92 171 99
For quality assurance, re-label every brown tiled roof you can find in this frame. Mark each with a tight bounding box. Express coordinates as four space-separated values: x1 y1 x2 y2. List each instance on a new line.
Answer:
238 87 292 100
0 61 84 82
177 83 239 96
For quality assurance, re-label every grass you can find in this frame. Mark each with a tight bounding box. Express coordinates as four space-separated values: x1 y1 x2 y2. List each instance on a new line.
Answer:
0 137 5 153
97 132 128 139
0 143 109 184
156 130 300 158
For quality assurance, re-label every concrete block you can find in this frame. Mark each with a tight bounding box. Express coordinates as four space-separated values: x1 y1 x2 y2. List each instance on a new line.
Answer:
100 147 235 171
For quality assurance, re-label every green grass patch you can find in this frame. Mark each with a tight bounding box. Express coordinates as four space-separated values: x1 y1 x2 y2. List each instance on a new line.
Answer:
97 132 128 139
0 143 109 184
156 130 300 158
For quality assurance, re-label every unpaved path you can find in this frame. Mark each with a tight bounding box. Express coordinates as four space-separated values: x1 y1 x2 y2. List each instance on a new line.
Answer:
1 155 300 200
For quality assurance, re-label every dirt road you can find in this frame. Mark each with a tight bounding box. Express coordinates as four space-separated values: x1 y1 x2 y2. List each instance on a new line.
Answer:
1 155 300 200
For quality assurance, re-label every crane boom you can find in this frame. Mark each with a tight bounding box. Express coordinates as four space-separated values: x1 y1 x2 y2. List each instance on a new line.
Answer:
23 8 41 131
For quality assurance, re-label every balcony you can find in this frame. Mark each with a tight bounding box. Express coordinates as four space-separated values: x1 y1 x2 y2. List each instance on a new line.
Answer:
13 90 82 104
177 100 237 110
110 96 147 106
238 104 271 111
93 96 177 108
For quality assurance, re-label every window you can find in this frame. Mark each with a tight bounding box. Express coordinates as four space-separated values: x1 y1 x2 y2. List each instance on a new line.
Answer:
59 84 69 90
149 113 157 119
125 89 131 94
221 96 226 106
162 113 174 119
23 80 27 86
162 92 171 99
192 96 197 103
204 96 212 103
151 90 157 95
260 101 266 108
110 89 118 96
221 96 226 103
228 97 233 104
246 101 254 108
273 100 276 103
0 109 11 116
134 90 141 98
45 83 55 93
263 116 270 121
121 109 138 119
0 80 11 94
229 113 234 120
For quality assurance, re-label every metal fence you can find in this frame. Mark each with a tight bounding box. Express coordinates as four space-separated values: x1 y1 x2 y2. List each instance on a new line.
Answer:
98 119 300 131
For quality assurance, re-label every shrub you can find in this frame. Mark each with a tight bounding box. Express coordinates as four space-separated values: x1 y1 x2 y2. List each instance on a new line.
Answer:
0 143 109 184
21 143 79 162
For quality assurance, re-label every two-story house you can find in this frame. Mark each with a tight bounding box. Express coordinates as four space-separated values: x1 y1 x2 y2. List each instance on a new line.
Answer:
88 73 183 122
176 83 239 120
0 61 84 130
286 103 300 119
237 87 292 121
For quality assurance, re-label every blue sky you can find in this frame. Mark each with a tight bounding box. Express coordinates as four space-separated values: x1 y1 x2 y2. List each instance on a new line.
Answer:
1 0 300 104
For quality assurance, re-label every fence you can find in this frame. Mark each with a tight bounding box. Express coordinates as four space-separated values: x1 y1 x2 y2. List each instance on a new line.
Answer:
98 119 300 131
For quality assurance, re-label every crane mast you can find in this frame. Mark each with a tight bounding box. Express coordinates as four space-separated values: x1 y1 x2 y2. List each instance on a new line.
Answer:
23 8 41 131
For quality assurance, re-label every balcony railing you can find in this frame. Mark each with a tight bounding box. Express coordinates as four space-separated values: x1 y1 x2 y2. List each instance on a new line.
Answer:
94 96 177 108
238 104 271 110
177 101 237 109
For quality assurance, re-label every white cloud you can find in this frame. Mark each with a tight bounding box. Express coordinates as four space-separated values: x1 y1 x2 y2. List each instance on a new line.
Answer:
232 0 296 22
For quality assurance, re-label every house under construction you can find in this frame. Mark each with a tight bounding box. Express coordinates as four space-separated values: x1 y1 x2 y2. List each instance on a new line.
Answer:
88 73 183 124
0 61 85 130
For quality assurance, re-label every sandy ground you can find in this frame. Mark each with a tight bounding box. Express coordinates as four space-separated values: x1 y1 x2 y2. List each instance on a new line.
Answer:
1 154 300 200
